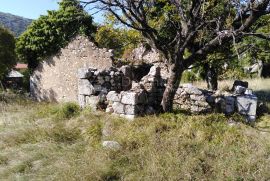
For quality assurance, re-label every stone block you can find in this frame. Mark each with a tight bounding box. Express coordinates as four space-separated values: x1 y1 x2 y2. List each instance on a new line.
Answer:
112 102 125 114
234 86 246 95
85 96 100 110
245 89 253 95
124 105 143 115
78 68 90 79
107 91 121 102
102 141 121 150
232 80 248 91
237 95 258 121
121 92 138 105
78 79 95 95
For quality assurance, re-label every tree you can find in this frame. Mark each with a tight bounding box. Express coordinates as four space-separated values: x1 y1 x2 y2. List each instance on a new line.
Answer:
83 0 270 112
95 13 142 58
0 26 16 80
16 0 96 69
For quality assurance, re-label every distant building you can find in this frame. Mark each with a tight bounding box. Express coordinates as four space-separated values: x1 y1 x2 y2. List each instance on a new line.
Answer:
5 70 24 88
4 63 28 89
14 63 28 70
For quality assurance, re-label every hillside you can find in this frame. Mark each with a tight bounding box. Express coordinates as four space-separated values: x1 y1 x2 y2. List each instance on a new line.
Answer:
0 12 32 37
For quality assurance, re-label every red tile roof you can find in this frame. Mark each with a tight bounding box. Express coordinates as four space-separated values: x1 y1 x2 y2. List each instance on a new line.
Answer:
15 63 28 69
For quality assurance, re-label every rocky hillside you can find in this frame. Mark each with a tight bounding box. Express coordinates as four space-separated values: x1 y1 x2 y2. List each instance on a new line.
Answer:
0 12 32 37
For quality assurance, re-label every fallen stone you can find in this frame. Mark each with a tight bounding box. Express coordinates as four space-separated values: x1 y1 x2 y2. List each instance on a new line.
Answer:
232 80 248 91
237 94 258 122
102 141 121 150
234 86 246 95
245 89 253 95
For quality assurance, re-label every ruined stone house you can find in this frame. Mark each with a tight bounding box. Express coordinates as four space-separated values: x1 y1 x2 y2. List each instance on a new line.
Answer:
30 35 113 102
31 36 258 121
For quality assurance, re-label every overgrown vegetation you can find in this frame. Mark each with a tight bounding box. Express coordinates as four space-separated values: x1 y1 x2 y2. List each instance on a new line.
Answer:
16 0 96 69
0 26 16 80
0 90 270 180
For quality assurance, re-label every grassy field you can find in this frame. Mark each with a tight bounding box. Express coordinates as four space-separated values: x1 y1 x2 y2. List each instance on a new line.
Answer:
0 80 270 180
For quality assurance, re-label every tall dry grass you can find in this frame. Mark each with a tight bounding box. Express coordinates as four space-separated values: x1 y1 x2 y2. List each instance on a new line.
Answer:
0 94 270 180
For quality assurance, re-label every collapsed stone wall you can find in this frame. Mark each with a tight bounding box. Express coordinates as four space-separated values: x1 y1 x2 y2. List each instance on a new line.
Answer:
174 84 212 113
30 35 113 102
77 65 165 119
128 45 170 80
77 66 132 109
174 81 258 122
106 66 165 119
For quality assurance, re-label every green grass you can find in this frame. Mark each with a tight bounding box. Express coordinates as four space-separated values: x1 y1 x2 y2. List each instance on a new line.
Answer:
0 93 270 180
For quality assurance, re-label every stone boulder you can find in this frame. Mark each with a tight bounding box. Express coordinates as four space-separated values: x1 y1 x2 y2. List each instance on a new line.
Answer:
237 94 258 122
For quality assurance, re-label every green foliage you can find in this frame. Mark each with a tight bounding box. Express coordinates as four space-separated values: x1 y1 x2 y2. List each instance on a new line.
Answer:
241 15 270 64
0 12 32 37
181 70 201 83
16 0 96 69
95 13 141 58
0 26 16 80
56 102 81 119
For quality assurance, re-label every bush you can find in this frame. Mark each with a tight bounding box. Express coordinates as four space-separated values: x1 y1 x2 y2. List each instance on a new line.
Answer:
181 70 201 83
57 102 80 119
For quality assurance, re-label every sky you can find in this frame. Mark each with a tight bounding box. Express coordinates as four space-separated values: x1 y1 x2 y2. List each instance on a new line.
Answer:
0 0 103 22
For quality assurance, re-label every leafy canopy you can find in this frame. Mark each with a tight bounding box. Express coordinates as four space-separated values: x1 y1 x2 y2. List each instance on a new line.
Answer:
0 26 16 80
16 0 96 69
95 13 142 58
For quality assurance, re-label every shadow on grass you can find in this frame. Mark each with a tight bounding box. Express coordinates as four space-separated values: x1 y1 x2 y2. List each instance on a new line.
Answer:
254 90 270 115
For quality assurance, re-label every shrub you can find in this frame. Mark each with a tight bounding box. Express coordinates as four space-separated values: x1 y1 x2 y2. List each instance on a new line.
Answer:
56 102 81 119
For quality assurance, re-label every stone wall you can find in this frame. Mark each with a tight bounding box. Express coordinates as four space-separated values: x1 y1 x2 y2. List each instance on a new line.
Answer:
77 65 165 119
106 66 165 119
30 35 113 102
77 67 132 109
128 45 170 80
174 81 258 122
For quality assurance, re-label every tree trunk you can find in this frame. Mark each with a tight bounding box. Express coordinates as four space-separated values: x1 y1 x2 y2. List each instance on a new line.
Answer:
161 63 183 112
204 63 218 91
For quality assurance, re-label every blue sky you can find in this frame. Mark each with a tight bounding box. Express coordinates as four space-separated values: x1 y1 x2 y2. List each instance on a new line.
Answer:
0 0 103 22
